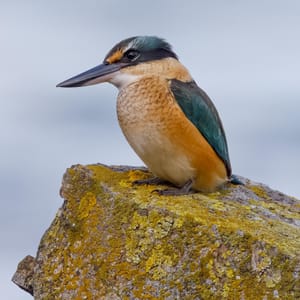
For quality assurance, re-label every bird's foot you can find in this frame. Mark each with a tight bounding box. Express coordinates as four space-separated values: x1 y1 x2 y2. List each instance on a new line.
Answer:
153 179 194 196
133 177 169 186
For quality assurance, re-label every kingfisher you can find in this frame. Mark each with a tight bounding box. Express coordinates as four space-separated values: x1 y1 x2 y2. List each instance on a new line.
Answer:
57 36 239 195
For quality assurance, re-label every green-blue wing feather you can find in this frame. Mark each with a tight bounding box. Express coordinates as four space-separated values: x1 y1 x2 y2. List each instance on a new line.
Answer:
170 79 232 176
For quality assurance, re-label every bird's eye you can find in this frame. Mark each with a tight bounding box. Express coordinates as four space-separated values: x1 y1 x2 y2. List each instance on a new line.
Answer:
124 49 140 61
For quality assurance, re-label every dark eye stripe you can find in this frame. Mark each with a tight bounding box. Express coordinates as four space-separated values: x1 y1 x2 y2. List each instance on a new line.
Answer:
124 49 140 61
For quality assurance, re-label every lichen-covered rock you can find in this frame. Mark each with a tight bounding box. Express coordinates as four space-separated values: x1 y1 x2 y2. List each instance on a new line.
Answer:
14 164 300 299
12 255 35 295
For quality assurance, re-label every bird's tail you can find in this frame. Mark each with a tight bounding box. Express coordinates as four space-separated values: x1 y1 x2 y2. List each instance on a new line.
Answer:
230 174 244 185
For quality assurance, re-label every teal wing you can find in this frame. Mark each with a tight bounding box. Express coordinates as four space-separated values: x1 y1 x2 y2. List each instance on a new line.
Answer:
170 79 231 176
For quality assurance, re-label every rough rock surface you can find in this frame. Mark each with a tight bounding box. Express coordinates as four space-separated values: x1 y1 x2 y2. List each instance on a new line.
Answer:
13 164 300 299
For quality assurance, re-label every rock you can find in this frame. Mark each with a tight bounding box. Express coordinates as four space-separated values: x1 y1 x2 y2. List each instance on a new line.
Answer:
12 255 35 295
13 164 300 299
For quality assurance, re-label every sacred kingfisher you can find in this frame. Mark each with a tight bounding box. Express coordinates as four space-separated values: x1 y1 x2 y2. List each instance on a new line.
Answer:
57 36 239 195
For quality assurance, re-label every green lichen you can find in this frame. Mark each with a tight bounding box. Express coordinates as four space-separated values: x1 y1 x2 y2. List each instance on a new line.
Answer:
32 164 300 300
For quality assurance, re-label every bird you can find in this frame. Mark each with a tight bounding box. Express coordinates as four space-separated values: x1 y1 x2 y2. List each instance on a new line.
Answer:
57 36 240 195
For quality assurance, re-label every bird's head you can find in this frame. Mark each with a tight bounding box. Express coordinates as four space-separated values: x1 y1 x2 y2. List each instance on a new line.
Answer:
57 36 191 89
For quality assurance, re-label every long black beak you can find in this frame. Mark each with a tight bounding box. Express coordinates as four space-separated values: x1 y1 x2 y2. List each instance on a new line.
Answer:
56 63 123 87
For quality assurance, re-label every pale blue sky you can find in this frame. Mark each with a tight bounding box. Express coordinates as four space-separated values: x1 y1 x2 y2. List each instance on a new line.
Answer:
1 1 300 298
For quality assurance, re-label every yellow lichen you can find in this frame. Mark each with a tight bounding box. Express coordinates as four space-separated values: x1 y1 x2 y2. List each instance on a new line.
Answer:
32 164 300 300
78 192 97 220
250 185 271 200
145 245 174 280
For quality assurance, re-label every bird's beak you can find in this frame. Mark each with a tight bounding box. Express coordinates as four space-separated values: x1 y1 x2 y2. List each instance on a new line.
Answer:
56 62 124 87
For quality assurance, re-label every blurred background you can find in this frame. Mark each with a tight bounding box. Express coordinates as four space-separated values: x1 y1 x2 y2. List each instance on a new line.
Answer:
1 1 299 298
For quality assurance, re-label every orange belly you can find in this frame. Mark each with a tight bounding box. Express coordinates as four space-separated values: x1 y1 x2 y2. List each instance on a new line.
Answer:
117 76 228 192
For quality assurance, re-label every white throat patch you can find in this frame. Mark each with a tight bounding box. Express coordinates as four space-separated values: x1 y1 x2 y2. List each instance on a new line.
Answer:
109 71 141 90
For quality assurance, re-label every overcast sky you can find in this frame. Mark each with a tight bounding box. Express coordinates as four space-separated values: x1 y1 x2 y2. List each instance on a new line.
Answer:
1 1 300 298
